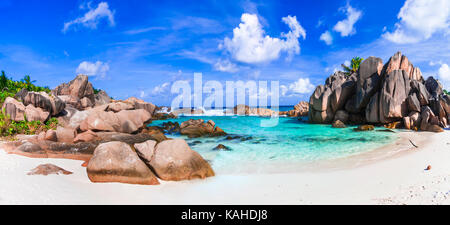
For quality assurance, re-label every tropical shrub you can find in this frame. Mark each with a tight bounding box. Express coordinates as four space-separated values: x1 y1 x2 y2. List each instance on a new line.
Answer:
0 112 58 137
0 71 51 104
341 57 364 76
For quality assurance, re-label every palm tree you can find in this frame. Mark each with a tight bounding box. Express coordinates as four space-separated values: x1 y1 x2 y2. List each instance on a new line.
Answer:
341 57 364 76
0 71 8 90
21 75 36 90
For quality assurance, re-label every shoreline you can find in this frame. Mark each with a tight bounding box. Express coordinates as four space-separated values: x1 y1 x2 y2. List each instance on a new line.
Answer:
1 129 449 205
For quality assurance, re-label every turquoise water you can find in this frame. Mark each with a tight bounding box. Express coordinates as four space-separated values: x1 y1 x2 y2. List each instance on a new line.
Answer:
151 116 397 174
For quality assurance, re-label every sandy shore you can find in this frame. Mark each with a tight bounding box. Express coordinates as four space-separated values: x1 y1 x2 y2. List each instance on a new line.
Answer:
1 130 449 205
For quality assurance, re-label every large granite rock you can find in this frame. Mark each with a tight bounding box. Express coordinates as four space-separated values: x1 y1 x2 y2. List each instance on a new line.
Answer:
425 76 443 98
330 74 356 113
105 102 134 112
144 139 214 181
355 57 383 111
2 97 26 121
25 104 50 122
115 109 152 133
282 101 310 117
420 106 435 131
80 110 120 132
385 51 423 81
94 90 111 106
365 92 380 123
87 141 160 185
309 72 347 123
55 126 77 143
22 92 65 116
379 70 411 123
79 109 151 134
410 80 430 105
125 97 156 115
53 75 95 103
406 93 421 112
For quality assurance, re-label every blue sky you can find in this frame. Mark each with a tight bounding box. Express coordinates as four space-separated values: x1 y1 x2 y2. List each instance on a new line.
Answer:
0 0 449 106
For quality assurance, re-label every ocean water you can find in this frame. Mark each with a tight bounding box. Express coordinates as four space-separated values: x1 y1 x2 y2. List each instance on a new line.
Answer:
151 115 398 174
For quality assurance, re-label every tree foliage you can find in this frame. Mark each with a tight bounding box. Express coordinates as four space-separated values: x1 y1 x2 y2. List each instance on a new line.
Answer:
0 71 51 104
341 57 364 76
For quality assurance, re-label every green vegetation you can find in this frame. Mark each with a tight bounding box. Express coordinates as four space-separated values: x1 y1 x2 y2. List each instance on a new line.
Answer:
0 71 57 137
341 57 364 76
0 113 58 137
444 89 449 95
93 87 102 94
0 71 51 104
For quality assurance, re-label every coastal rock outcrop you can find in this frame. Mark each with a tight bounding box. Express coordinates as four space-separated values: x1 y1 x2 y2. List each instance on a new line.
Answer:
94 90 111 106
87 141 160 185
146 139 214 181
125 97 156 115
308 51 449 132
52 74 95 109
280 101 309 117
180 119 226 138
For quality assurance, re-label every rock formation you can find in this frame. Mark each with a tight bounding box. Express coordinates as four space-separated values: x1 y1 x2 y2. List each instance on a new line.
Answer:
136 139 215 181
180 119 227 138
87 141 160 185
279 101 309 117
308 51 448 132
0 74 215 186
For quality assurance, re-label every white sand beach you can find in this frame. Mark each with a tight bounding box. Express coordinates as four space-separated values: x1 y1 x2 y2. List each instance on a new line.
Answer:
1 130 449 205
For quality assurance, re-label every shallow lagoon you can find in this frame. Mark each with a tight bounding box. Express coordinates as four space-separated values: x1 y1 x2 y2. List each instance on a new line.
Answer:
151 116 398 174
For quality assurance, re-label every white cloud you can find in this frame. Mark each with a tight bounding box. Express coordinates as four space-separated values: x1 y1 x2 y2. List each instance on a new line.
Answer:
281 78 315 97
152 82 171 95
438 63 450 89
333 4 362 37
124 27 166 35
320 31 333 45
383 0 450 44
63 2 115 33
214 59 239 73
222 13 306 64
76 61 110 78
289 78 315 94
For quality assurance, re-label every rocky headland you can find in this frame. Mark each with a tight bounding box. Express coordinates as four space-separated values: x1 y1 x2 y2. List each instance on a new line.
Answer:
308 51 449 132
0 74 214 185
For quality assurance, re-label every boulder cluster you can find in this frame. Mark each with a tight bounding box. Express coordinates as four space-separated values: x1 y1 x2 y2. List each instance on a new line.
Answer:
308 52 449 132
1 74 214 185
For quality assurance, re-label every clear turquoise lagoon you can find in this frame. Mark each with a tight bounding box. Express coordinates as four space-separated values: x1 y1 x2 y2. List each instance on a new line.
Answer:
151 115 398 174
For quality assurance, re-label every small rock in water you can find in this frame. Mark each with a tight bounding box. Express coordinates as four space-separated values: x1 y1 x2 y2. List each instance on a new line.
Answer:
377 129 396 133
353 125 375 131
425 165 432 171
213 144 231 151
332 120 346 128
225 135 242 140
240 136 253 141
27 164 73 176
